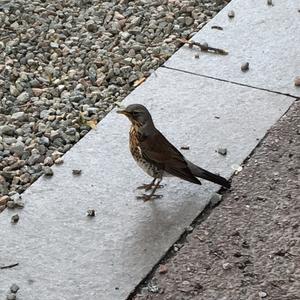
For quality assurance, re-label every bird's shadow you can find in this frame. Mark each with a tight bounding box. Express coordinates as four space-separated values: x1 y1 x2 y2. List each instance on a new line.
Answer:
130 189 205 261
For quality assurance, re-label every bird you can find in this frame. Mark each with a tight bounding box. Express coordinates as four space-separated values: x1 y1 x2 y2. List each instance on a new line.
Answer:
117 104 231 201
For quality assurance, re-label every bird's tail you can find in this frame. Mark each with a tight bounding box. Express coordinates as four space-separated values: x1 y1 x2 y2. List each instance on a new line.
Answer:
187 161 231 189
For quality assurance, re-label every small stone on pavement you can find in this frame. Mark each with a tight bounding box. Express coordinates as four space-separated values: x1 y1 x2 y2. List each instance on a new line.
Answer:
72 169 82 175
10 283 20 293
87 209 96 217
11 214 19 224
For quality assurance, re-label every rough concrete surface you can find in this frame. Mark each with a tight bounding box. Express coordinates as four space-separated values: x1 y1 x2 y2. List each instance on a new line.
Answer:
133 101 300 300
165 0 300 97
0 68 293 300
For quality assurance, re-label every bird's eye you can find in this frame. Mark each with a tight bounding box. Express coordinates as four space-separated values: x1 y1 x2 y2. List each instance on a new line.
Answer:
132 111 139 117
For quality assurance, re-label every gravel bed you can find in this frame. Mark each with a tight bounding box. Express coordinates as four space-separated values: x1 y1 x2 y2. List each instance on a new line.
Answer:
0 0 228 204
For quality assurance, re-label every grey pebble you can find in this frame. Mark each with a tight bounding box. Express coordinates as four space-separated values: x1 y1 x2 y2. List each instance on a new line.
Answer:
210 193 223 207
86 20 98 33
201 42 209 51
6 200 15 209
16 92 30 104
54 157 64 165
185 17 194 26
228 10 235 18
44 157 53 166
241 62 250 72
294 76 300 86
259 291 268 298
72 169 82 176
222 262 232 270
11 214 19 223
10 283 20 293
0 125 15 136
87 209 96 217
10 193 22 204
217 148 227 156
43 166 54 176
6 294 16 300
11 112 26 121
10 141 25 156
185 226 194 233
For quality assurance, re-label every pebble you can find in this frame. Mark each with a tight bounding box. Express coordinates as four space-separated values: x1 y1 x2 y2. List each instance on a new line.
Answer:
10 141 25 157
0 125 15 136
222 262 232 270
294 76 300 86
228 10 235 18
201 42 209 51
6 294 16 300
173 243 183 252
6 200 15 209
11 193 24 208
258 291 268 298
217 148 227 156
16 92 30 104
11 214 19 224
43 167 54 176
10 283 20 293
86 20 98 33
241 62 250 72
158 264 168 274
87 209 96 217
11 112 25 121
210 193 223 206
54 158 64 165
72 169 82 176
0 196 9 206
44 157 54 166
185 226 194 233
185 17 194 26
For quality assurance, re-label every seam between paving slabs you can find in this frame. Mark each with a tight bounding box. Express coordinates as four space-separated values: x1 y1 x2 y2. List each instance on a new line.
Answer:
126 98 297 300
162 65 300 99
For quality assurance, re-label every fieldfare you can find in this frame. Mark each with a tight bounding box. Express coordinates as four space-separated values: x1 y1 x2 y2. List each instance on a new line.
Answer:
117 104 230 201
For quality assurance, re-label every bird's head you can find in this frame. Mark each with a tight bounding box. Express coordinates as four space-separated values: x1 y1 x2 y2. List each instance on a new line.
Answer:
117 104 153 127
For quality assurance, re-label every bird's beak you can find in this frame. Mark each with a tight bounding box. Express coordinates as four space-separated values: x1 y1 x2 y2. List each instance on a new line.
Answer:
116 109 129 116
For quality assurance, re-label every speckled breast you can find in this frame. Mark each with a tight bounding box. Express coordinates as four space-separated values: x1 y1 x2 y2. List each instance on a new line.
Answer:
129 126 162 179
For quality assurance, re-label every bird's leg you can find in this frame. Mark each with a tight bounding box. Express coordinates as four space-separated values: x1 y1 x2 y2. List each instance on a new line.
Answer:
137 178 156 191
137 179 163 202
137 178 164 191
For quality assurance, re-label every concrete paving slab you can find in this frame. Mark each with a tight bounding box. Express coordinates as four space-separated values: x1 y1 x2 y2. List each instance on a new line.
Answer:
0 68 293 300
165 0 300 97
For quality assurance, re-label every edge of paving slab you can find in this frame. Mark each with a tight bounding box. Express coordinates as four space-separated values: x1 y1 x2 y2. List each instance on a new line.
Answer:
163 66 300 99
163 0 300 98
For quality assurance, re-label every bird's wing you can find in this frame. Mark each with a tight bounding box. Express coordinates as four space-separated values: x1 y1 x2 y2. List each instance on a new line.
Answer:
139 129 201 185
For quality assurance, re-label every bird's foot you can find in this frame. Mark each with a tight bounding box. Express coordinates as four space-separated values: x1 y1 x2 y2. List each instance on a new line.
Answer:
136 194 163 202
137 183 164 191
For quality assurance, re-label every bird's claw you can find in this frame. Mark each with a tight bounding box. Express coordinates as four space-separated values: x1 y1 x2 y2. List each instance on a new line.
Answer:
137 184 164 191
136 194 163 202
